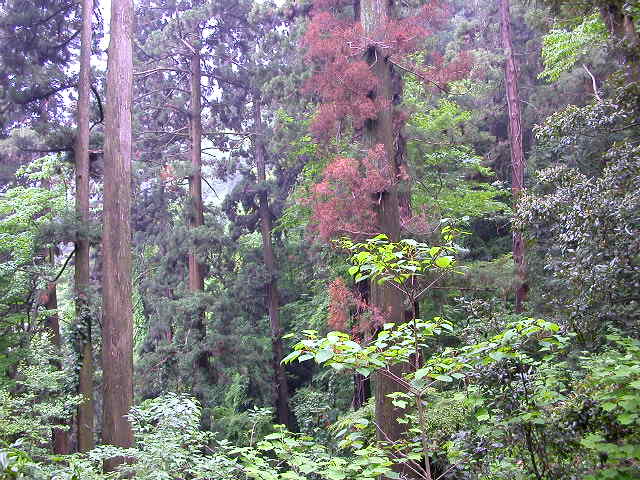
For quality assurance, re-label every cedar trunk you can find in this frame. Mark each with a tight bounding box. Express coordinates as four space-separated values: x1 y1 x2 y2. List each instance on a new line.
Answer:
500 0 527 314
45 247 70 455
360 0 413 476
188 51 205 293
75 0 94 452
253 97 292 429
188 49 209 382
102 0 134 469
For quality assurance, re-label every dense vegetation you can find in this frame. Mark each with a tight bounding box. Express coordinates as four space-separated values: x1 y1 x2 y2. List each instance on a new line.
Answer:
0 0 639 479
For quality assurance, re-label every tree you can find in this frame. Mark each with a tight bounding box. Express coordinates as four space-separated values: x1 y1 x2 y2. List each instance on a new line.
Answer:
0 0 80 133
254 96 292 429
500 0 527 313
302 0 469 476
102 0 134 467
356 1 410 462
74 0 94 452
43 242 69 454
211 2 308 428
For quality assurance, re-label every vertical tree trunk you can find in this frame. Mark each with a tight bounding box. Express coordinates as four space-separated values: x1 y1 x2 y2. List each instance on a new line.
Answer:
102 0 134 469
253 96 293 430
75 0 94 452
500 0 527 314
187 48 210 386
45 246 70 455
188 51 205 293
360 0 414 476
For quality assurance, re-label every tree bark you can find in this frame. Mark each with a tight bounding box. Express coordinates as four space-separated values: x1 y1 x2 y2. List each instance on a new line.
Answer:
188 51 205 293
45 246 70 455
102 0 134 469
75 0 94 452
500 0 527 314
360 0 414 477
253 95 293 430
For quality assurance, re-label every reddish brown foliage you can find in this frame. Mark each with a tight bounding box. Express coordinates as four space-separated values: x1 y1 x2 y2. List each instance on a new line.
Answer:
302 11 378 137
302 0 465 138
306 144 406 241
328 278 387 338
327 278 353 331
415 50 474 91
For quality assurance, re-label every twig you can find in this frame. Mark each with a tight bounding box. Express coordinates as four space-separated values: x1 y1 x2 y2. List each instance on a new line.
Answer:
48 246 76 283
582 64 602 103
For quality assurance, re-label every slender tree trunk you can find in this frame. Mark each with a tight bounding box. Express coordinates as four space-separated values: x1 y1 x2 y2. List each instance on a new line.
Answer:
500 0 527 314
102 0 134 469
253 96 293 430
360 0 415 477
188 51 205 293
75 0 94 452
187 48 210 386
45 246 70 455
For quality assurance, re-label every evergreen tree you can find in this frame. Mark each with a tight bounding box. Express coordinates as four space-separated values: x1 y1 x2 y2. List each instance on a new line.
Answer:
74 0 95 452
500 0 527 313
102 0 134 468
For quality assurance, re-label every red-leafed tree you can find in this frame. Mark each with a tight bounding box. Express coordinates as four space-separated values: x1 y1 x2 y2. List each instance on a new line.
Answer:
303 1 470 477
308 145 402 241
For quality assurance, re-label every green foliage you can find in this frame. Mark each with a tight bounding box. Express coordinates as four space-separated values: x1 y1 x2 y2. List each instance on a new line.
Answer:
42 394 396 480
290 387 331 437
404 89 511 223
577 335 640 479
338 230 461 286
539 14 608 82
0 155 70 381
0 333 79 451
517 141 640 339
234 427 394 480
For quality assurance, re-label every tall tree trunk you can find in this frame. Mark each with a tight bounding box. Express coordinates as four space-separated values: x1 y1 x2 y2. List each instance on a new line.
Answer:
75 0 94 452
500 0 527 314
45 246 70 455
360 0 415 477
188 51 204 294
187 48 210 386
102 0 134 469
253 96 293 430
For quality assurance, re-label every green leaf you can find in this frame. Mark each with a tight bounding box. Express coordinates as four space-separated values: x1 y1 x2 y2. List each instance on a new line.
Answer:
315 349 334 363
434 256 454 268
282 350 302 364
476 408 490 421
430 374 453 382
489 351 507 362
618 413 637 425
392 399 408 409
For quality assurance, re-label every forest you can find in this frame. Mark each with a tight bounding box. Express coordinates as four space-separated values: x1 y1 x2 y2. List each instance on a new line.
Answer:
0 0 639 478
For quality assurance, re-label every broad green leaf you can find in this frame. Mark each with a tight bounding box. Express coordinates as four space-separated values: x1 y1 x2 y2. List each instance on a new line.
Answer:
315 349 334 363
435 256 454 268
